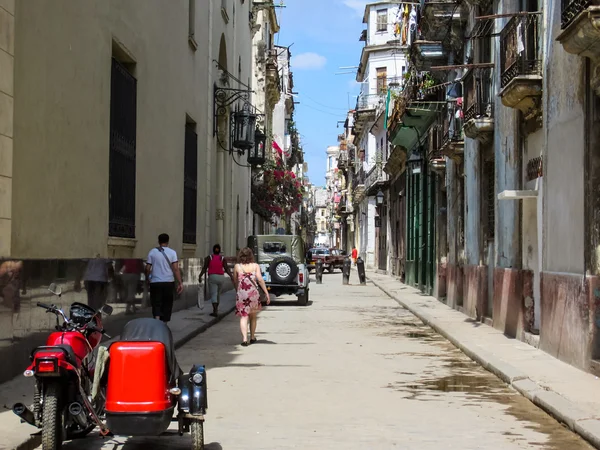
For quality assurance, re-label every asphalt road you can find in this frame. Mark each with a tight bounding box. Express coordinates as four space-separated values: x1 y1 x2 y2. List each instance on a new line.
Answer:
46 274 593 450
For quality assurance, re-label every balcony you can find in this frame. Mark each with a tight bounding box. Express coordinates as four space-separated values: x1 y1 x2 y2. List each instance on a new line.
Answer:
421 0 468 45
365 164 388 196
354 93 384 134
412 41 449 71
265 48 281 107
462 68 494 143
557 2 600 95
352 167 366 204
439 103 464 160
498 14 543 123
336 193 353 215
337 150 349 170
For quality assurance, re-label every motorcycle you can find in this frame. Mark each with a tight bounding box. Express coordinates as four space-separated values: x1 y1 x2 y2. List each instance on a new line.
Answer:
13 283 113 450
14 285 208 450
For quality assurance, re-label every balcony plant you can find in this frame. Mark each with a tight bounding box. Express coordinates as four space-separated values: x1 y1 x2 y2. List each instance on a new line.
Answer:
251 157 305 223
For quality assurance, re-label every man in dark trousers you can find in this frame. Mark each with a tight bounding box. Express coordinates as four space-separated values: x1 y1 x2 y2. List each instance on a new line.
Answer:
145 233 183 323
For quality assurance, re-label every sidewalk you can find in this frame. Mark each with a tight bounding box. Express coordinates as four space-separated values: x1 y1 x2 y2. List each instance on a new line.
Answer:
0 289 237 450
366 270 600 448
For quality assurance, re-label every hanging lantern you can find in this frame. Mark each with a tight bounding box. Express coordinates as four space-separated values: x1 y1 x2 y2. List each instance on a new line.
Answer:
233 104 257 151
376 189 384 206
248 127 266 166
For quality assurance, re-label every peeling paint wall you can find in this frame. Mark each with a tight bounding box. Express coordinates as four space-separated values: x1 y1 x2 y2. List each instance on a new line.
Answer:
465 138 481 265
542 1 586 274
494 0 520 269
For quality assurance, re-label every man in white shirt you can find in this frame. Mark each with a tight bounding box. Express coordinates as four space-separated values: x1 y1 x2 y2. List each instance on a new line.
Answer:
145 233 183 323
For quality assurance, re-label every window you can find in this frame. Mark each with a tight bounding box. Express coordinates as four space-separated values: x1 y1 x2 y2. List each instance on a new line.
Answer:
377 9 387 32
183 120 198 244
109 57 137 239
263 242 287 253
377 67 387 93
188 0 197 49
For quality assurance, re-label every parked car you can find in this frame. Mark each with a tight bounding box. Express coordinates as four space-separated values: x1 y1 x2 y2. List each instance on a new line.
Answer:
308 248 346 273
248 235 310 306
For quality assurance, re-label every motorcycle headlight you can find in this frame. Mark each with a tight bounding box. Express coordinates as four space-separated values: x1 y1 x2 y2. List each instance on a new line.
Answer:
192 373 203 385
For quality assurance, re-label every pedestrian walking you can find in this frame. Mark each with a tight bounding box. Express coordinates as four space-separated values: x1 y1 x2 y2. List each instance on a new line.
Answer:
83 256 114 311
351 246 358 266
118 258 144 314
145 233 183 323
233 247 270 346
198 244 233 317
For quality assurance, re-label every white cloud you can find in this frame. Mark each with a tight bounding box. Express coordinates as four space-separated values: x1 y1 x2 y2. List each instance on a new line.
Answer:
291 52 327 70
342 0 368 16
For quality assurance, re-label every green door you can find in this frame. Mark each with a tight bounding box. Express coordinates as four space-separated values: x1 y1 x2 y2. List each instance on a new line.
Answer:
406 165 422 287
406 163 436 294
424 169 436 295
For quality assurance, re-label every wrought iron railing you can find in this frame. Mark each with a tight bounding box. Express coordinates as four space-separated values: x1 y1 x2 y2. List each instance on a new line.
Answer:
365 164 387 191
442 102 464 145
356 93 385 111
463 67 494 122
352 166 366 191
337 150 349 170
562 0 594 29
500 14 542 88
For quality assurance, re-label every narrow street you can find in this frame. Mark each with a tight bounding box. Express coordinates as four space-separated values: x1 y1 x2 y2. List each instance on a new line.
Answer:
53 276 591 450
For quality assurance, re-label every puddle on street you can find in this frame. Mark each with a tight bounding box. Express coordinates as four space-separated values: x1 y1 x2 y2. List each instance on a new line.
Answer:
352 299 593 449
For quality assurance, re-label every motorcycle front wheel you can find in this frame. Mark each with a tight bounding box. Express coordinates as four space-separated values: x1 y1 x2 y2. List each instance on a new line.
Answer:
42 382 65 450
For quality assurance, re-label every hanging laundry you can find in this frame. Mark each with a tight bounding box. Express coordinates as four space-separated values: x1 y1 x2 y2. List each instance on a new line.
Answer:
516 22 525 54
401 4 409 45
408 5 417 46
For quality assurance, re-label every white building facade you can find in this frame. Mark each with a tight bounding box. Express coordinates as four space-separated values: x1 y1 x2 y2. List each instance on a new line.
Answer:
352 1 409 268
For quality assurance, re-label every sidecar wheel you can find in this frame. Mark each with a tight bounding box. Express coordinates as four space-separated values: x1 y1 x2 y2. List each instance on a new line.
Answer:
191 420 204 450
42 382 64 450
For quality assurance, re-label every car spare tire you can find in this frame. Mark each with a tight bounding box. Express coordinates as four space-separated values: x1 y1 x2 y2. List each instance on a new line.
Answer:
269 256 299 285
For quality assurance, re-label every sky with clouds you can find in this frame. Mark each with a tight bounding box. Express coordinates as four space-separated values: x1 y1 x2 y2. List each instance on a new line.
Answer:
274 0 369 187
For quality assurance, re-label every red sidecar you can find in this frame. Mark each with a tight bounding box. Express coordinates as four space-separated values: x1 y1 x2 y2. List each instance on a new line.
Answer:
105 318 207 449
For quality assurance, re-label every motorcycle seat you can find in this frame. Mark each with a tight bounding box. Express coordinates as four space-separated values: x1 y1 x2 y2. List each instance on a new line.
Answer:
117 318 182 383
32 345 78 367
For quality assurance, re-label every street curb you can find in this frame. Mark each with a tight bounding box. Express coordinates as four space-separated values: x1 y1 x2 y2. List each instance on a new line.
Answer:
9 301 236 450
368 275 600 450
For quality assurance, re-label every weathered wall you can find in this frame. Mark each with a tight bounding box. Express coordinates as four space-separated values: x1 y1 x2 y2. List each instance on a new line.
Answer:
540 272 592 370
465 138 481 265
11 0 253 260
494 0 520 270
0 0 14 257
542 2 586 274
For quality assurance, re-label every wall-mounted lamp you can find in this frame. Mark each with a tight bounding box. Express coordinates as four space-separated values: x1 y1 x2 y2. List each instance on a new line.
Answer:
376 190 384 206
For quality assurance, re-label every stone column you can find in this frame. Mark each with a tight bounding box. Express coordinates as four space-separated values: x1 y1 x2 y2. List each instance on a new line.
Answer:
464 138 481 266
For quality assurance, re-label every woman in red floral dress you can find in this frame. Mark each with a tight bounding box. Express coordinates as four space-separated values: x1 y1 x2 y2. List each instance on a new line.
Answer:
233 247 270 346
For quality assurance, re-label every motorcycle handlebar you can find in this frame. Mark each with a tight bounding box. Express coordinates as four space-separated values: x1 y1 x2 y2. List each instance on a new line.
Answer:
37 302 53 310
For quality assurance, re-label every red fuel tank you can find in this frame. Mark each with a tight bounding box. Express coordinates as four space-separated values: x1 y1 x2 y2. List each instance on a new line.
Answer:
45 331 91 364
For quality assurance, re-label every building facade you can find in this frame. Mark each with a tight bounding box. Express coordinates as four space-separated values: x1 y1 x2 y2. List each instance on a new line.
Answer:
351 1 409 269
332 0 600 375
0 0 296 384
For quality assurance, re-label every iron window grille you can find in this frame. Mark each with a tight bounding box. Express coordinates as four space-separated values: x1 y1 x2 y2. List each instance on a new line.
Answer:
109 58 137 239
183 124 198 244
